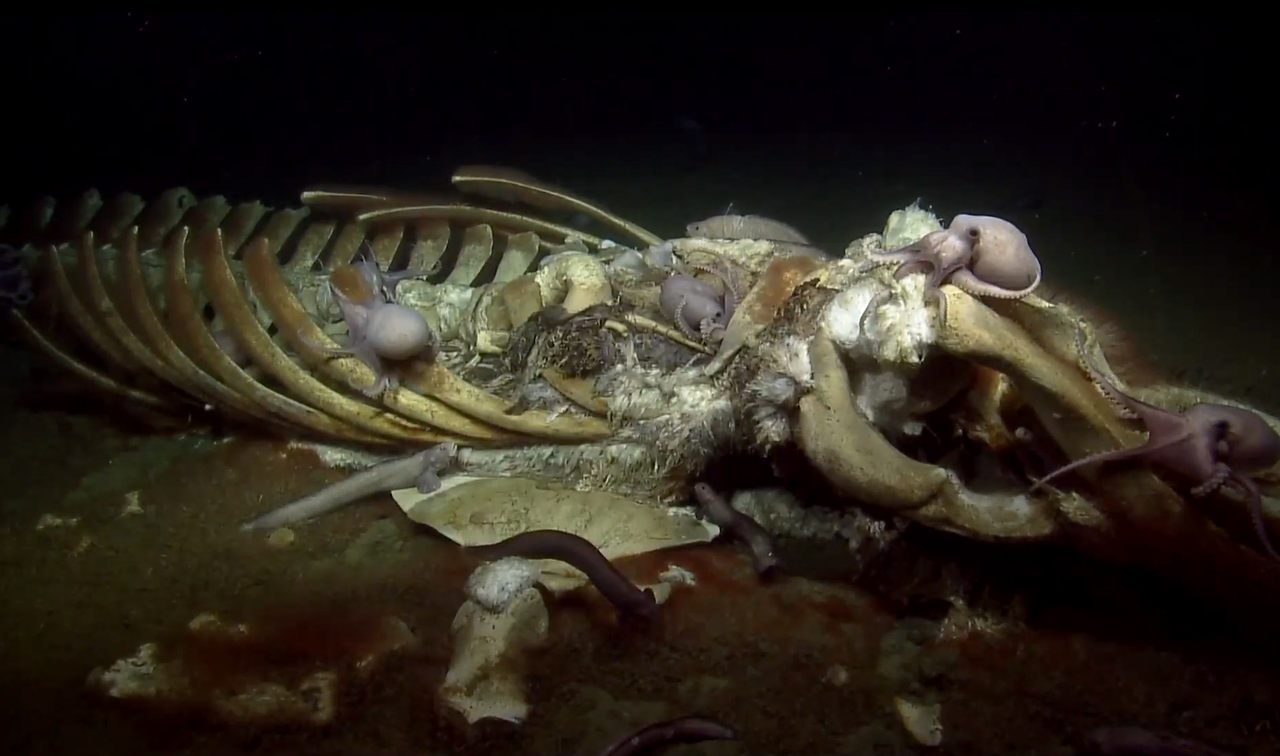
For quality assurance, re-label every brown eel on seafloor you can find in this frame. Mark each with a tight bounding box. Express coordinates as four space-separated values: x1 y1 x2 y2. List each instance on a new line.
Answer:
466 530 659 620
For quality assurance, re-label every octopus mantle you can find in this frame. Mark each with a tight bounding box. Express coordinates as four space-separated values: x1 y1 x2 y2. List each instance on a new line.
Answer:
4 167 1279 607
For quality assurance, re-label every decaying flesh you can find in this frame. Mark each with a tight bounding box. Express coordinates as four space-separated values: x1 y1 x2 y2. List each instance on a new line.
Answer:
5 173 1279 617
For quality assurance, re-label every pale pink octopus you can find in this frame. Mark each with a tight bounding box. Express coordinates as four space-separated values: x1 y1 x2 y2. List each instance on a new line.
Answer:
317 253 439 397
869 214 1042 316
659 274 734 342
658 258 747 343
1032 333 1280 561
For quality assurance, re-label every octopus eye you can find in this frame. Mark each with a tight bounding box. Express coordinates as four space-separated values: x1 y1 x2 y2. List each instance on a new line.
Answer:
966 226 980 240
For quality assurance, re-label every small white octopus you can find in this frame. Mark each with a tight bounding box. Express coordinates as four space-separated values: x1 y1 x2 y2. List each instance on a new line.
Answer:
317 253 439 397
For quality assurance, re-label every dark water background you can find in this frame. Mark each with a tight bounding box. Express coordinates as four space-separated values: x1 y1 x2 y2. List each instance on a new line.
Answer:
5 12 1274 408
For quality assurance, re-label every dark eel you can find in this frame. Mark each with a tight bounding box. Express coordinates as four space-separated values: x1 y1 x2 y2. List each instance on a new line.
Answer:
466 529 658 619
692 482 778 576
597 715 737 756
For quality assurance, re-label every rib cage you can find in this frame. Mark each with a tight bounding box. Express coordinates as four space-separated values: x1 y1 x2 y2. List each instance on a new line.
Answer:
2 167 665 449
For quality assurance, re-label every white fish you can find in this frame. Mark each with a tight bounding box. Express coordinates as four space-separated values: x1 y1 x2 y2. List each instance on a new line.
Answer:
686 213 812 244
